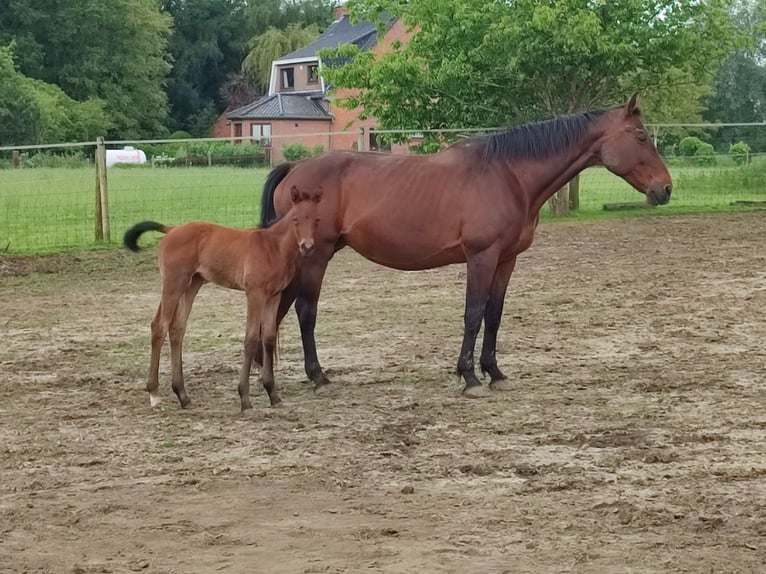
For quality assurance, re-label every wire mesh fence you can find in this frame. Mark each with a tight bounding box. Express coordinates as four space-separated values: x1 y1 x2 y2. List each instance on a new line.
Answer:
1 127 764 254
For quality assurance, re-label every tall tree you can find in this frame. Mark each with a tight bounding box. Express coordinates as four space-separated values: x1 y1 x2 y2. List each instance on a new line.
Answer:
0 0 171 139
704 0 766 151
242 23 321 90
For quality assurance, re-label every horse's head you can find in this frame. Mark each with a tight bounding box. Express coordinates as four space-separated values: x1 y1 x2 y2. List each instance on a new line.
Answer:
289 185 323 256
598 93 673 206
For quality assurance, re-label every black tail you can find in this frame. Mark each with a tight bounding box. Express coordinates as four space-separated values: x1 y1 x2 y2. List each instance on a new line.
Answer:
123 221 168 252
260 162 293 227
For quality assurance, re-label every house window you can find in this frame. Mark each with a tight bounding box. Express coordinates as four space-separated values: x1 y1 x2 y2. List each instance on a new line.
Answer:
252 124 272 146
308 65 319 83
281 67 294 90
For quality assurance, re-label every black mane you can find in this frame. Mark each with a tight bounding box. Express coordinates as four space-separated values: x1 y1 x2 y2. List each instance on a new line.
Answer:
459 109 608 162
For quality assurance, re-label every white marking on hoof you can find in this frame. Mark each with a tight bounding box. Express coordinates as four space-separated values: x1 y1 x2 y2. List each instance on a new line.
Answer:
149 393 162 408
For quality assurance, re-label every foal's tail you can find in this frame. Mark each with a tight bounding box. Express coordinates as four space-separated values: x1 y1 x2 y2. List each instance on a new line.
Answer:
260 162 294 227
123 221 170 252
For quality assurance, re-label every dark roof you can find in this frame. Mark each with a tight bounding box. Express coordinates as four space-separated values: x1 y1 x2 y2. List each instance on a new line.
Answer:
226 92 332 121
277 14 384 61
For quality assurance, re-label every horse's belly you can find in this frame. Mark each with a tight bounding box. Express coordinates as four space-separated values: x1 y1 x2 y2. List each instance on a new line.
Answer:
343 226 465 270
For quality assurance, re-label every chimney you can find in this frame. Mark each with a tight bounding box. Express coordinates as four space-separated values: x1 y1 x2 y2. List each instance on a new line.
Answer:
334 5 349 20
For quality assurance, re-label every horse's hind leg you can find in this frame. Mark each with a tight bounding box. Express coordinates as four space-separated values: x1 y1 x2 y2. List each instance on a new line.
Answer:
147 302 169 407
168 277 203 408
479 257 516 391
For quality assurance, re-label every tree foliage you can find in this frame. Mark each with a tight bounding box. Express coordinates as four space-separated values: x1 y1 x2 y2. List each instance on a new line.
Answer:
242 24 321 90
0 0 171 139
322 0 740 148
0 45 110 146
704 0 766 151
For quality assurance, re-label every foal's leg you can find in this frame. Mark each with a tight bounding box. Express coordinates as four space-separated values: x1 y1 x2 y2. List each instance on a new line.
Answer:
260 296 283 407
479 257 517 391
147 301 171 407
294 253 333 391
238 293 263 414
457 250 499 397
252 277 299 375
167 278 203 409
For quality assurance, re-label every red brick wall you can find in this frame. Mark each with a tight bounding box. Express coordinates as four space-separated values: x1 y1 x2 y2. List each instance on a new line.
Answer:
236 119 332 164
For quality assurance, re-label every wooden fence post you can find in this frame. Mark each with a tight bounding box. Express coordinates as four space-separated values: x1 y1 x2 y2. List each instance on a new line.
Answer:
12 150 20 168
357 128 365 152
94 137 110 242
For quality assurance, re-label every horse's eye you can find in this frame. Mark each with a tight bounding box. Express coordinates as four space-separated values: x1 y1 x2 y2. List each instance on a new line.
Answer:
315 217 320 224
636 129 648 142
292 217 298 224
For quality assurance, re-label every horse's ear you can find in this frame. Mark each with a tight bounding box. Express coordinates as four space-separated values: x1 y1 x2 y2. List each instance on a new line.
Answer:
627 92 641 116
290 185 300 202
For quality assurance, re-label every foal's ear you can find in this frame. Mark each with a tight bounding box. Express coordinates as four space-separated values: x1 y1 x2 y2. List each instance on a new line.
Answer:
627 92 641 116
290 185 300 202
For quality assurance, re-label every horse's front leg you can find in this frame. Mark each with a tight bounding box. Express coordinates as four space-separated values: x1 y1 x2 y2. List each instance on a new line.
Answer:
260 296 283 408
238 293 263 414
480 257 517 391
457 250 499 398
294 251 333 391
252 277 298 374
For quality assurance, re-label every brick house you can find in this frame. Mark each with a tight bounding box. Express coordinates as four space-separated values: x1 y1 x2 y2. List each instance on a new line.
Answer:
224 8 412 164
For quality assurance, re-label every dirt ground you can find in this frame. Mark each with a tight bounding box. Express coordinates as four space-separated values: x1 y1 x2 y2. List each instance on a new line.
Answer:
1 212 765 573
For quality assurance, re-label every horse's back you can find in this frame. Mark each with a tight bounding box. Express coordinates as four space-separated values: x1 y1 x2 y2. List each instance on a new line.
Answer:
159 222 249 290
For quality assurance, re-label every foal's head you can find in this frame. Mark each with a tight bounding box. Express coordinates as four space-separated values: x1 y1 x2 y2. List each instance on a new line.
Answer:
598 93 673 206
289 185 322 256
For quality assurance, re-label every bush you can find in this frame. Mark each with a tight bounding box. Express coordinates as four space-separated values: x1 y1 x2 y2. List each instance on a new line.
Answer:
169 130 192 140
678 136 706 157
693 142 717 166
282 142 312 161
729 141 751 166
312 144 325 156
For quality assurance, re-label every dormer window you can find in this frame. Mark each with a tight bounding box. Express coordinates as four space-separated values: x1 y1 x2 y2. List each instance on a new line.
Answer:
281 67 294 90
308 65 319 83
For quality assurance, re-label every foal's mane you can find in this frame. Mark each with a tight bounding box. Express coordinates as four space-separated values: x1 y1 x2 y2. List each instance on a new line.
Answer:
458 108 610 163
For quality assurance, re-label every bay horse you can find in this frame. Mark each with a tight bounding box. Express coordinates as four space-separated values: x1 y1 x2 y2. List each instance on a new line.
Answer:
259 93 672 397
124 185 322 412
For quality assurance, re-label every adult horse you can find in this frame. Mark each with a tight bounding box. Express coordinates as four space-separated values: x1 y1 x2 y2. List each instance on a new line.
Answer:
259 93 672 397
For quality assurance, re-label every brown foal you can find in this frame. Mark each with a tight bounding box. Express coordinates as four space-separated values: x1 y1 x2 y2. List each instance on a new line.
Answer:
124 185 322 413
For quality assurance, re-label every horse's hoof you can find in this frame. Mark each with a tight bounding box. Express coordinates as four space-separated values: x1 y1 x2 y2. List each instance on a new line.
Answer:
270 397 284 408
489 379 514 392
149 393 162 408
179 399 192 409
241 407 255 417
462 384 491 398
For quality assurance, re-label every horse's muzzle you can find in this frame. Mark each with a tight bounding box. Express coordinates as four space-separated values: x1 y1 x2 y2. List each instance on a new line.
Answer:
648 184 672 206
299 241 315 257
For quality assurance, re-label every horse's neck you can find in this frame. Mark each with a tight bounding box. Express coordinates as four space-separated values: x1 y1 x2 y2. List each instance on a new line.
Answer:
263 217 300 274
519 131 602 215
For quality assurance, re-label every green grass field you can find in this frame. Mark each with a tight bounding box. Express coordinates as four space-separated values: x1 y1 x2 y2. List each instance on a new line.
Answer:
1 158 764 254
